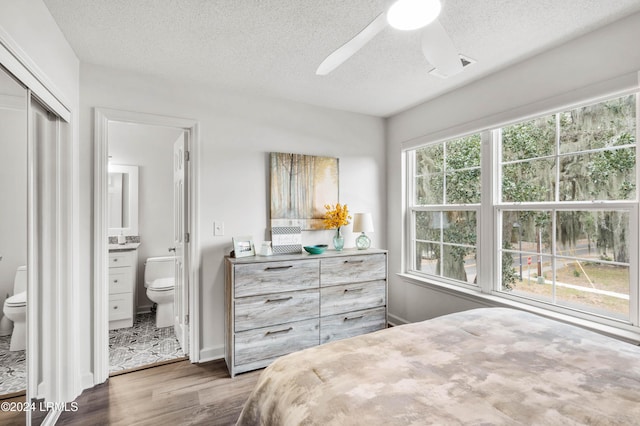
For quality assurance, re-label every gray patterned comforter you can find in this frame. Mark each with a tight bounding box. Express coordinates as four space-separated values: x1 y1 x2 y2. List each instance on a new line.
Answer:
236 307 640 425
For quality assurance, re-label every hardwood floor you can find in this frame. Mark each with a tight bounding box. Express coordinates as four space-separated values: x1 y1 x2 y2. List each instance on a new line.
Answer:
56 359 261 426
0 395 27 426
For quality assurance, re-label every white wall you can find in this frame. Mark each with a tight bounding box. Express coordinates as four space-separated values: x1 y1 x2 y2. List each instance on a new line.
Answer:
0 0 79 107
386 12 640 324
0 107 27 305
108 122 183 310
79 62 386 372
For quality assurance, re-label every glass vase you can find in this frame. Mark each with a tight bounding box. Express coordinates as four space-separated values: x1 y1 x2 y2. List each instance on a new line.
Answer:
333 228 345 251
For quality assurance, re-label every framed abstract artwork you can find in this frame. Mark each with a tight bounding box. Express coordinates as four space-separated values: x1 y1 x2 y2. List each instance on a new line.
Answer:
270 152 339 230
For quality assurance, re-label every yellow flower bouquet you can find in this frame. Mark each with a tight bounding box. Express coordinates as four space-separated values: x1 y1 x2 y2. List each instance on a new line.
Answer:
323 203 351 230
324 203 351 251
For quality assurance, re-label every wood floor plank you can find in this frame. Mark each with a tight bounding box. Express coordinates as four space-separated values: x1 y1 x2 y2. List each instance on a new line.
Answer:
0 395 27 426
57 359 261 426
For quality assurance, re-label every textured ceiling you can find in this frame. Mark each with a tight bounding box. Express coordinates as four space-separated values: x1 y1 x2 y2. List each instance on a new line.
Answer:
43 0 640 117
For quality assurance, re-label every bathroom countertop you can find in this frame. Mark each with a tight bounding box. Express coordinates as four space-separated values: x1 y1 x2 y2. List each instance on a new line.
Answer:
108 242 141 252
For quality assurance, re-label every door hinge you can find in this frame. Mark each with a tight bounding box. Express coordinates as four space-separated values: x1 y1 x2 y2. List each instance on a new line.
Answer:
185 232 190 243
185 314 189 325
184 150 190 161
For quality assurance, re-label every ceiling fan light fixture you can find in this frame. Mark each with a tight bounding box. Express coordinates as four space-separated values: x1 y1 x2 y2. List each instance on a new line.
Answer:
387 0 441 31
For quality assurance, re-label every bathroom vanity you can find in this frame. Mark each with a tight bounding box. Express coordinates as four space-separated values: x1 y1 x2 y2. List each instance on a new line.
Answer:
108 244 140 330
106 163 140 330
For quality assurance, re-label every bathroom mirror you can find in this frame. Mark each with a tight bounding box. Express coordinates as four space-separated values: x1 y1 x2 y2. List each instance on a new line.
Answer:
108 164 139 236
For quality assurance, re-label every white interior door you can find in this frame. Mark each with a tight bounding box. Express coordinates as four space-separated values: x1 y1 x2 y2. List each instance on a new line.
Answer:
173 132 189 354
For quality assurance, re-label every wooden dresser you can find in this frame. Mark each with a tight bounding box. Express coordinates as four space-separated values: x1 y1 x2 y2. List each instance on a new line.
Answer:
225 248 387 377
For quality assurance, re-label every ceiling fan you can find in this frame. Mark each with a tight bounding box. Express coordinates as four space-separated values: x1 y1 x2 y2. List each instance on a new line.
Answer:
316 0 463 77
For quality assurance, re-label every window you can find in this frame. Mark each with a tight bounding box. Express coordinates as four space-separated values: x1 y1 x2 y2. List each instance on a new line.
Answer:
409 134 481 286
407 93 638 327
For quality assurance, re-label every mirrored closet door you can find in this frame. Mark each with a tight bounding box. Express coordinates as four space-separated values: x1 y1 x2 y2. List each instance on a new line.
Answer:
0 64 28 419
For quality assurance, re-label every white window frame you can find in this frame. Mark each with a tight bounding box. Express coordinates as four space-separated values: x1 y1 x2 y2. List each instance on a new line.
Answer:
405 91 640 331
406 138 482 291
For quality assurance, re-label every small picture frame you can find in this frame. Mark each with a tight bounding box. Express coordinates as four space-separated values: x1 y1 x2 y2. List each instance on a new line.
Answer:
232 236 255 258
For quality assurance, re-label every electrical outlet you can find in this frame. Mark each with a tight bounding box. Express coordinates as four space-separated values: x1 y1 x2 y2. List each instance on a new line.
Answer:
214 221 224 236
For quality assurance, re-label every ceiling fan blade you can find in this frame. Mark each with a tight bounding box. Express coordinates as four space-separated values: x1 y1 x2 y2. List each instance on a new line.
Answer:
421 19 463 77
316 12 388 76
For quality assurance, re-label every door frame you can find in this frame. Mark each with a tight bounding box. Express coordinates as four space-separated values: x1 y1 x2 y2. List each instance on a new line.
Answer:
93 108 200 385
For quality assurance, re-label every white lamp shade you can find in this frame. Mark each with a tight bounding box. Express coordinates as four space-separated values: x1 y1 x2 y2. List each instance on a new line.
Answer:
352 213 374 233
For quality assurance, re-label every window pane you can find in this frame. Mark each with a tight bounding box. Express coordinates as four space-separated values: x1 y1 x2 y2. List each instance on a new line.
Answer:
415 241 438 274
556 210 629 264
501 210 631 320
416 144 443 175
502 115 555 162
446 169 480 204
502 211 552 255
558 149 636 201
414 210 477 285
559 95 636 154
446 134 481 170
502 158 555 202
416 174 443 205
442 211 476 245
415 211 443 241
506 254 554 302
501 209 552 292
588 147 636 200
554 261 629 321
442 245 476 284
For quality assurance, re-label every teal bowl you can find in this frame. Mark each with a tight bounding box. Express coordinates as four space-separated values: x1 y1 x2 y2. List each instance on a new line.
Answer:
304 244 328 255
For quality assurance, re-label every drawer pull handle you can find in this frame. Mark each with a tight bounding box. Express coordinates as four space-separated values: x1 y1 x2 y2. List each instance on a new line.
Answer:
266 327 293 336
344 315 364 321
265 296 293 303
113 279 118 283
344 288 363 293
344 260 364 264
113 259 118 262
265 265 293 271
113 305 118 310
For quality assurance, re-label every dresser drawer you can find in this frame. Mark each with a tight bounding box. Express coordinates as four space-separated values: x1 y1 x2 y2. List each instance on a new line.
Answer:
235 289 319 332
109 252 133 268
109 269 132 294
234 259 319 297
234 318 319 365
320 254 386 287
320 280 386 317
320 307 386 344
109 293 133 321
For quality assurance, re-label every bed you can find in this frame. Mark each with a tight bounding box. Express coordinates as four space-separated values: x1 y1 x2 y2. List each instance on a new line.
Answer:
236 307 640 425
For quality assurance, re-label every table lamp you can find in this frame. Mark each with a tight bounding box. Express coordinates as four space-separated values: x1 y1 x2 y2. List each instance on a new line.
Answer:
353 213 374 250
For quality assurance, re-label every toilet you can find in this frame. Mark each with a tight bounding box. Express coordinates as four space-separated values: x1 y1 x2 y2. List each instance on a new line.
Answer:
144 257 175 328
3 266 27 351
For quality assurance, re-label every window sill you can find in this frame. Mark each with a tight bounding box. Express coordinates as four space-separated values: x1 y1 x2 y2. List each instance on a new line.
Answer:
397 272 640 346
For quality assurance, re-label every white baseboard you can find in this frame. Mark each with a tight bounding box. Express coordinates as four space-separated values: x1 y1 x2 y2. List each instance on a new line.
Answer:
388 313 409 327
81 372 95 391
136 305 152 315
199 344 224 363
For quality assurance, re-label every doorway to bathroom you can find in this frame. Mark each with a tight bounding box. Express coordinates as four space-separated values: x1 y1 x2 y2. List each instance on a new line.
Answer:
94 109 200 382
